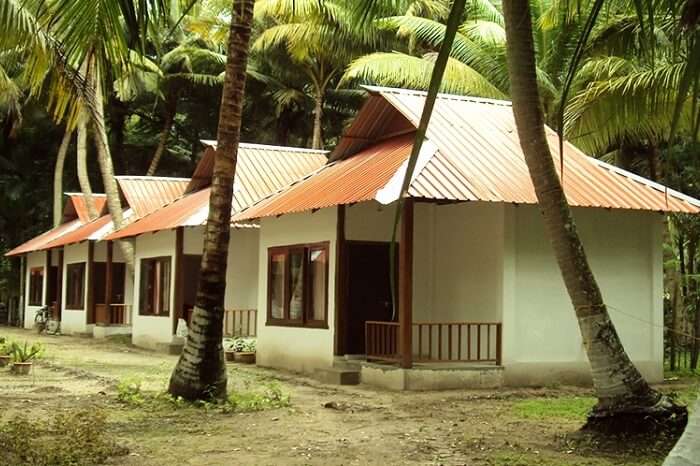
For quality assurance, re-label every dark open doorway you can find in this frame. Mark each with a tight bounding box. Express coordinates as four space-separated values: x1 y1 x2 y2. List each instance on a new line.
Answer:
340 241 395 355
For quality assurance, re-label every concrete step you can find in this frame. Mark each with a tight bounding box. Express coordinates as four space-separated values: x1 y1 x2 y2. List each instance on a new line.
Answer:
314 367 360 385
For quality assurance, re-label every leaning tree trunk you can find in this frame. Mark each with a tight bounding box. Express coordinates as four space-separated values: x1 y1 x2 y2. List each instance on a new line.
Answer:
90 68 135 274
168 0 255 401
311 89 324 150
147 89 178 176
53 127 73 227
76 115 99 220
502 0 685 431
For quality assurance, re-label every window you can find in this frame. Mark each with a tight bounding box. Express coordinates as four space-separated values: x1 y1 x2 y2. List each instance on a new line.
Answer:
139 257 171 316
65 263 86 309
267 242 328 328
28 267 43 305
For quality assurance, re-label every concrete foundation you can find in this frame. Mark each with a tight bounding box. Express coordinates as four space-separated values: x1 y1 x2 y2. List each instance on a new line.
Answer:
360 362 504 390
92 324 132 339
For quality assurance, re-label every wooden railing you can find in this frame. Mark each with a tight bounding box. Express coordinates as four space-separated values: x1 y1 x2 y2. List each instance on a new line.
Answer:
223 309 257 337
365 321 400 363
366 321 502 365
95 304 132 326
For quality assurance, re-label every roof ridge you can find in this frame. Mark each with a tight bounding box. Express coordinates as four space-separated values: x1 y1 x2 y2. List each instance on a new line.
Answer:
64 192 107 197
362 85 512 107
115 175 191 182
200 140 329 154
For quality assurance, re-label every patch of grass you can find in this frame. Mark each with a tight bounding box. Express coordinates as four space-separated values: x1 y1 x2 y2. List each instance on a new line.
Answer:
0 409 127 465
489 451 657 466
115 377 290 413
512 396 596 421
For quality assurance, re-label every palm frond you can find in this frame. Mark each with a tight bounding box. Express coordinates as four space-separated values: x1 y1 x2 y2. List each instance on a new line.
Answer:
341 51 506 99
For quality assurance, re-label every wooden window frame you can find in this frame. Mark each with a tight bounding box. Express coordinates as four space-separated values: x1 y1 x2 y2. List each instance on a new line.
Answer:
65 262 86 310
28 267 43 306
266 242 329 329
139 256 172 317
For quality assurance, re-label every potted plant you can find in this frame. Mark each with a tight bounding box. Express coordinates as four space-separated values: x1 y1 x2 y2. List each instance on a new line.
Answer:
10 341 43 375
0 337 11 367
233 338 256 364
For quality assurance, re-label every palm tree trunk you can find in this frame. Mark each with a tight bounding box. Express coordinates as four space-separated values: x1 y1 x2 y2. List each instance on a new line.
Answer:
76 115 99 221
664 397 700 465
90 70 135 273
168 0 255 401
53 127 73 227
147 90 178 176
502 1 685 429
312 90 323 150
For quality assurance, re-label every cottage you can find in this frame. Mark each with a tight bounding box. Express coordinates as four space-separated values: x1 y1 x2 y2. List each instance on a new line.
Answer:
229 86 700 390
105 143 328 350
6 177 189 336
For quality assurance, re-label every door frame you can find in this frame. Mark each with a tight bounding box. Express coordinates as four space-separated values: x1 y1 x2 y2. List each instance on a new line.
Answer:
335 240 397 356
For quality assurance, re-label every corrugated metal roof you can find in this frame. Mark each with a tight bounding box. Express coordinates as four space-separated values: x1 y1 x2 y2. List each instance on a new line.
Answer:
5 219 84 256
63 193 107 223
233 135 414 221
106 143 328 239
233 86 700 221
116 176 190 218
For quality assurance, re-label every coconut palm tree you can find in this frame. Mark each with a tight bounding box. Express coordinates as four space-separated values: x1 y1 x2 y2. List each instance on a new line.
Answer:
253 0 385 149
168 0 256 401
115 39 227 175
501 0 686 428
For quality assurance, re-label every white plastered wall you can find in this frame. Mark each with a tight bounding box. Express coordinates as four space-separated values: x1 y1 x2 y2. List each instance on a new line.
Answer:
503 205 664 385
257 208 338 373
61 242 89 334
182 226 259 311
131 230 176 349
23 251 47 329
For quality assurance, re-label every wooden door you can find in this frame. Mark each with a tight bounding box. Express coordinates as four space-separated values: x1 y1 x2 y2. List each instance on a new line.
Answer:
344 242 395 355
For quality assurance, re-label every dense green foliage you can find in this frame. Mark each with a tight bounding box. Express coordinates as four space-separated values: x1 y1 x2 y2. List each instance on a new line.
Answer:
0 0 698 320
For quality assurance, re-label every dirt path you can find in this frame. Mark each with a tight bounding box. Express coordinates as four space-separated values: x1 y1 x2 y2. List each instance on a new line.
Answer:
0 327 696 465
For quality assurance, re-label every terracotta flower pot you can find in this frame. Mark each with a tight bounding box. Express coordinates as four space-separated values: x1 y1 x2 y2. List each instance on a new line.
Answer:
11 362 32 375
225 350 236 362
0 355 11 367
234 352 256 364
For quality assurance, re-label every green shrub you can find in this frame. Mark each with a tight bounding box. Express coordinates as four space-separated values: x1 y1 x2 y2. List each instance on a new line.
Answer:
223 382 290 413
0 409 126 465
116 378 146 406
9 341 44 362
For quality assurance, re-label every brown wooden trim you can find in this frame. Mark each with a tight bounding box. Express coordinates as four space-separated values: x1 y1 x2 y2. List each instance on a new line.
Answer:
173 227 184 335
28 266 44 306
266 241 330 329
100 241 113 325
87 242 95 324
44 250 51 307
334 205 346 355
399 199 413 369
65 262 86 310
139 255 172 316
56 249 63 320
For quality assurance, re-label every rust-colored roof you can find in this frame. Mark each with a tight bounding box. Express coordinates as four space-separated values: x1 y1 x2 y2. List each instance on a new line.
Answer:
40 214 116 250
5 219 84 256
106 143 328 240
233 135 414 221
116 176 190 218
232 86 700 221
63 193 107 223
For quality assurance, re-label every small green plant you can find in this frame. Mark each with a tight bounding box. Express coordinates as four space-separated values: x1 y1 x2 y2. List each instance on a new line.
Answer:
228 337 256 353
223 382 290 413
0 409 127 465
116 378 145 406
9 341 44 362
0 337 12 356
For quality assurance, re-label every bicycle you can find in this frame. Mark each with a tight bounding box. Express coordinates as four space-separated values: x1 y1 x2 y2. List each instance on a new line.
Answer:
34 306 61 335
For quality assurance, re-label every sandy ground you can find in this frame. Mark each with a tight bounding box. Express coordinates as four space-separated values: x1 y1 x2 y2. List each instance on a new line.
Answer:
0 326 697 466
